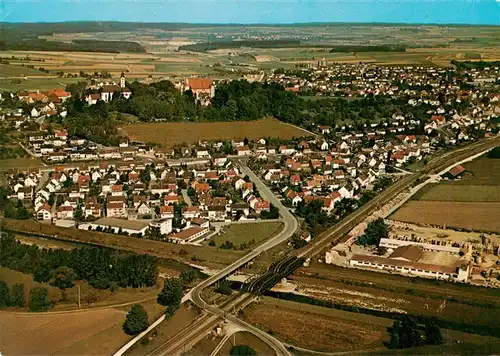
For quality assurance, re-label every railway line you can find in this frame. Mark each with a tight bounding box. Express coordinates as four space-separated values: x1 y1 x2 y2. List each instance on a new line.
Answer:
147 293 255 356
141 136 500 354
245 136 500 293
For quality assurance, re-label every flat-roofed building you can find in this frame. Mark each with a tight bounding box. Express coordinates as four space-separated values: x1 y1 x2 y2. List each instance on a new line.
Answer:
349 253 470 282
169 226 209 244
81 217 149 236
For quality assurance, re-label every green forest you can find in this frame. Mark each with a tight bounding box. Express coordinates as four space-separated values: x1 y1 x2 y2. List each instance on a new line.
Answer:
0 39 145 53
451 60 500 70
0 232 158 290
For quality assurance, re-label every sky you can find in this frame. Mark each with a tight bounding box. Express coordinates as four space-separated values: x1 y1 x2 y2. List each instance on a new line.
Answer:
1 0 499 25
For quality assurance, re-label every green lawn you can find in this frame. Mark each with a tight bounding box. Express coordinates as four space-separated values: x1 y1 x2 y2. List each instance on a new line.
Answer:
0 158 44 171
0 63 53 77
414 184 500 202
210 221 283 248
0 77 80 91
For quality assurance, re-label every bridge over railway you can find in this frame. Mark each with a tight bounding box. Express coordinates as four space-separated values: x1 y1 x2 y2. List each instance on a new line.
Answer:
115 136 500 356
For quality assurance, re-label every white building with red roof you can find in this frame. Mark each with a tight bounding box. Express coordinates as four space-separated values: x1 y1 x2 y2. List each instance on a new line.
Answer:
182 78 215 105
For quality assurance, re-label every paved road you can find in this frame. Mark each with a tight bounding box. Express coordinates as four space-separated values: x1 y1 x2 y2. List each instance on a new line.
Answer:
188 163 298 356
114 162 298 356
116 135 500 356
181 189 192 206
35 171 49 193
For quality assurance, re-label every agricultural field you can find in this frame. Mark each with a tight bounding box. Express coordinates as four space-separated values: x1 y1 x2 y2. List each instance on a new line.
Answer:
0 77 80 92
0 63 52 77
241 297 388 352
291 263 500 337
444 158 500 186
390 201 500 233
0 267 161 311
0 157 45 171
392 155 500 233
413 184 500 202
0 299 165 355
120 118 312 148
207 221 284 249
1 24 499 90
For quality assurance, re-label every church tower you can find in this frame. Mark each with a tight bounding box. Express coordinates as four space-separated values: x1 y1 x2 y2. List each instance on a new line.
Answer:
120 72 126 88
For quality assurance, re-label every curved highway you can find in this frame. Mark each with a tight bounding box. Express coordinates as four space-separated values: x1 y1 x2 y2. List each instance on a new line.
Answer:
128 136 500 356
188 163 298 356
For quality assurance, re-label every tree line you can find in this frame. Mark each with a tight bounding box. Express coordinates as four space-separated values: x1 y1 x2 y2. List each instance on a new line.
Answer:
329 45 407 53
0 281 54 312
0 232 158 290
451 60 500 70
389 318 442 349
179 40 302 52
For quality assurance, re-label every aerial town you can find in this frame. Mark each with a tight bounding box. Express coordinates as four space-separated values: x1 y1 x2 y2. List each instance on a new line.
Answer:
1 19 500 356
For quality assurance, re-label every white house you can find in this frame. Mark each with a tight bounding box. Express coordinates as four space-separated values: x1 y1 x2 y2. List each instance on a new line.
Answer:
149 219 173 235
36 204 52 221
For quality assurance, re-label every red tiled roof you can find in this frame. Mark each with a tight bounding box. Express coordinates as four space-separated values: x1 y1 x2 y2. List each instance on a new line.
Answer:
160 205 174 214
171 227 207 241
194 182 210 192
50 89 71 98
185 78 213 90
103 85 121 93
449 165 465 177
107 202 124 209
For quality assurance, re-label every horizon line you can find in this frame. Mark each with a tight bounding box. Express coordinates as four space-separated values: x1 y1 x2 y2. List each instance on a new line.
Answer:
2 20 500 27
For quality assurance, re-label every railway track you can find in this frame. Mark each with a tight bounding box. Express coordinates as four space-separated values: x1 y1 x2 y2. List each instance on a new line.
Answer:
146 136 500 353
245 136 500 293
147 293 255 356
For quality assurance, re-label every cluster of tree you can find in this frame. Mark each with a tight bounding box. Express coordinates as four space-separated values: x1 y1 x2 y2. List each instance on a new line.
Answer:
260 204 280 219
2 35 145 53
451 60 500 70
156 268 200 317
1 282 52 312
179 40 302 52
295 199 331 235
373 176 393 192
52 93 123 146
59 77 435 144
356 218 390 246
157 278 183 316
215 280 233 295
389 318 443 349
487 146 500 159
293 197 361 236
220 240 234 249
329 45 407 53
109 80 198 123
230 345 257 356
1 196 30 220
0 145 25 159
0 232 158 290
123 304 149 335
0 281 25 309
115 79 419 126
29 287 52 312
